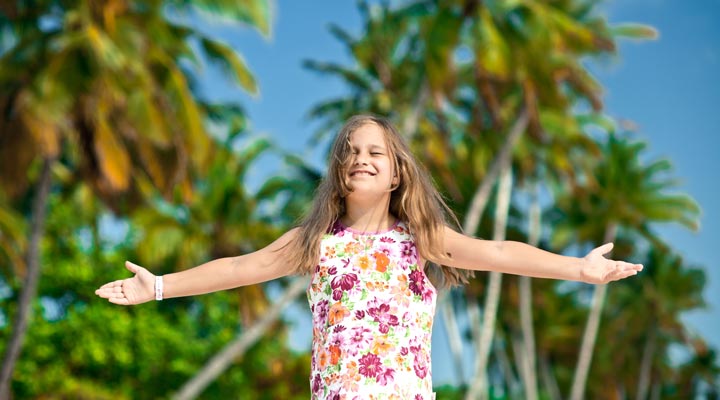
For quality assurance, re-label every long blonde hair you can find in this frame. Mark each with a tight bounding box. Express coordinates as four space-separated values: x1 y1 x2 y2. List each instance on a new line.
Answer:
286 114 472 289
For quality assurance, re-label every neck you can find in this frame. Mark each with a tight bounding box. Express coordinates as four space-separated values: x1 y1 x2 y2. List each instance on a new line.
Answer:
342 195 395 232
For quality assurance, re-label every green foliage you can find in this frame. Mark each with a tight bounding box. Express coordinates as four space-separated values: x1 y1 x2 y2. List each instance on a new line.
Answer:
0 1 717 399
0 201 311 398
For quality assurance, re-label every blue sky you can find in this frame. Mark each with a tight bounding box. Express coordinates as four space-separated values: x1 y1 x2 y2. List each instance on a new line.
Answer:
193 0 719 385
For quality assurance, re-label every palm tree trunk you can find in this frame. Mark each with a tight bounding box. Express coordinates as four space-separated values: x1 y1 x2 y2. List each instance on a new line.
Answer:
401 81 428 139
495 330 521 397
539 353 562 400
173 276 310 400
635 325 657 400
440 292 466 384
463 110 528 236
0 156 54 397
438 109 529 390
460 110 527 399
404 80 468 386
518 184 541 400
569 223 617 400
465 167 513 400
649 381 660 400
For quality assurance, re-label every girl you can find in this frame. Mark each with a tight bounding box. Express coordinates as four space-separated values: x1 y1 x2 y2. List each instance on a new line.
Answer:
96 115 642 399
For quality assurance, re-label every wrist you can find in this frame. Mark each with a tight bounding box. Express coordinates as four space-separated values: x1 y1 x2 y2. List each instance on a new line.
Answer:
577 256 592 283
155 275 164 301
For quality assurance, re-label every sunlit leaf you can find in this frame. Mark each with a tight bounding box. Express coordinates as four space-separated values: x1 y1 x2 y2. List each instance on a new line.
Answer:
200 37 258 94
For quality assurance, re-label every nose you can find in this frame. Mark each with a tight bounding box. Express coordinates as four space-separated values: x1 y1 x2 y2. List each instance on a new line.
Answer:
354 151 369 165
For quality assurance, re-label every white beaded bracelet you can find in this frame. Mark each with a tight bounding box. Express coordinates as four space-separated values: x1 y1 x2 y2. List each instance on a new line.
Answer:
155 275 164 301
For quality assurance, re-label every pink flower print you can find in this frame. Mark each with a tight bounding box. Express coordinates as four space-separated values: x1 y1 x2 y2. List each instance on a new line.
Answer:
331 273 358 291
367 302 399 334
409 344 422 355
331 273 357 300
409 270 426 297
376 242 398 259
313 299 329 326
413 351 430 379
329 330 345 348
355 310 365 320
376 366 396 386
400 347 409 356
347 326 373 356
332 289 343 301
413 362 427 379
422 286 435 303
312 373 322 394
379 236 396 243
328 266 337 275
400 240 417 263
331 222 346 236
358 353 382 378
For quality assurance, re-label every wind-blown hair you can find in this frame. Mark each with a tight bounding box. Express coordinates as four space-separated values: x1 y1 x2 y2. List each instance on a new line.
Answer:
286 114 472 289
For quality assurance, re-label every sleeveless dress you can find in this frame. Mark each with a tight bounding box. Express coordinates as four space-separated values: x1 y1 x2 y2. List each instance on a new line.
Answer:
306 220 437 400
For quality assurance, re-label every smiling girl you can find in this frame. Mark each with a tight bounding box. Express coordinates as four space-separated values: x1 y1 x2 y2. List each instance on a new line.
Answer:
96 114 642 399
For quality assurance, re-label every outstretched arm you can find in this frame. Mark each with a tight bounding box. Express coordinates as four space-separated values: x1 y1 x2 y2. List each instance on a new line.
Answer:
95 228 299 305
439 227 642 284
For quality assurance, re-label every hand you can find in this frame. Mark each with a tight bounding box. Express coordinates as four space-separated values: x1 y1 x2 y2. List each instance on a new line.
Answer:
95 261 156 305
580 243 643 284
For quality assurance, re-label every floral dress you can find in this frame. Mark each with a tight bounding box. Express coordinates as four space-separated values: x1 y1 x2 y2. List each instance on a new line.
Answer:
307 220 437 400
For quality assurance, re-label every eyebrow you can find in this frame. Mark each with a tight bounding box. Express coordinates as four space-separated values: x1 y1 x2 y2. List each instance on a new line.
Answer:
350 144 386 151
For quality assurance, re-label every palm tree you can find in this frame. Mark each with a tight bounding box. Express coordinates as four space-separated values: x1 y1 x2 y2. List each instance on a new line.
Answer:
129 115 321 397
0 191 26 281
590 246 708 399
0 0 271 393
303 2 657 397
549 131 700 400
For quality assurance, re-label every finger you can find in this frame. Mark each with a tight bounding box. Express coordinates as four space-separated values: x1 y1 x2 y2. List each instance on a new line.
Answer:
125 261 140 274
618 261 643 272
613 270 638 282
109 296 131 306
96 288 118 299
594 242 614 256
98 279 123 290
95 279 125 296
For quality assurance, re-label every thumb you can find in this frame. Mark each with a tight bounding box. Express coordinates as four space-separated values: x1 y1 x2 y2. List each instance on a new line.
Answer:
125 261 141 274
594 242 614 256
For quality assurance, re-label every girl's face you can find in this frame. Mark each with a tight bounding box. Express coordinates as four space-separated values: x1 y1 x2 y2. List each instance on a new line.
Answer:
345 122 398 199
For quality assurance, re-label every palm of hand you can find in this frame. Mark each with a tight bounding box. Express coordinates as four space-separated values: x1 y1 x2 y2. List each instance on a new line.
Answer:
95 261 155 305
580 243 643 285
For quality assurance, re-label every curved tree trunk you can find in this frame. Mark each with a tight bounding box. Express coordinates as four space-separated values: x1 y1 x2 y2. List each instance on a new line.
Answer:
439 109 529 390
174 276 310 400
518 184 541 400
539 353 562 400
462 111 528 236
635 325 657 400
465 167 513 400
0 156 54 398
569 223 617 400
402 81 471 386
440 292 466 384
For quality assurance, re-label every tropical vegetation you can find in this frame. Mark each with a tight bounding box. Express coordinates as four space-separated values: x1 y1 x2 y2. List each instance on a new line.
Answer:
0 0 716 399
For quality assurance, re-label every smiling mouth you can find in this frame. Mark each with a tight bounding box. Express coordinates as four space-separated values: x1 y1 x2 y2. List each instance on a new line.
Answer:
349 171 376 177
